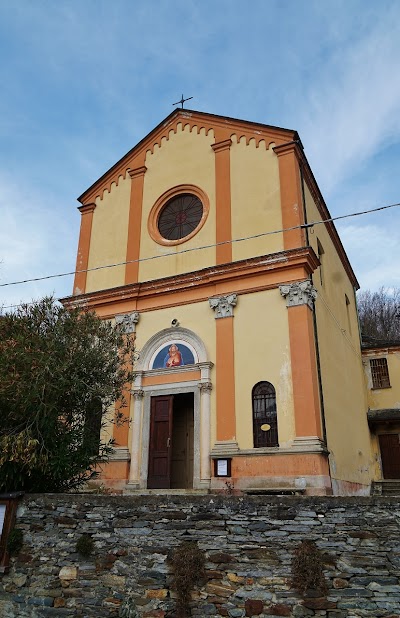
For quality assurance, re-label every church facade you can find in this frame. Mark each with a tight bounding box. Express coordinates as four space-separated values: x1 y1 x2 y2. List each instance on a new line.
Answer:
62 109 373 495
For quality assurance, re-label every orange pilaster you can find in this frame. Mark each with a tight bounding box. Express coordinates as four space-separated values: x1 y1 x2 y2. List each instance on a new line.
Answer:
216 316 236 441
125 166 147 284
287 303 322 438
274 142 306 250
73 203 96 295
212 139 232 265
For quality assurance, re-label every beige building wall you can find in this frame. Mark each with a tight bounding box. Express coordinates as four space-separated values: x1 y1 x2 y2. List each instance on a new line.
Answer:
86 176 131 292
304 183 373 490
139 124 216 282
233 289 295 449
230 138 283 261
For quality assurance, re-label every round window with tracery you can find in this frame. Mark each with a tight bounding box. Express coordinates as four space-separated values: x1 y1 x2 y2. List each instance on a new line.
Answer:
157 193 203 241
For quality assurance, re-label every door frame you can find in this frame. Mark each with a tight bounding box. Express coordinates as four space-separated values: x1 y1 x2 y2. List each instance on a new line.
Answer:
141 382 202 489
378 432 400 479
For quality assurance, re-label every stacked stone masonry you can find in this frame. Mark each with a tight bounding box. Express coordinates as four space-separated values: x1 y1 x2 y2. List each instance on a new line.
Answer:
1 494 400 617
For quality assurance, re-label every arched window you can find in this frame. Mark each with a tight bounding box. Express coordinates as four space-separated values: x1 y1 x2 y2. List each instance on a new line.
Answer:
252 382 278 448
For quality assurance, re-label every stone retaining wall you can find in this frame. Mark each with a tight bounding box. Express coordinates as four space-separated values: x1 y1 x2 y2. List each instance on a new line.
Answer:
0 494 399 617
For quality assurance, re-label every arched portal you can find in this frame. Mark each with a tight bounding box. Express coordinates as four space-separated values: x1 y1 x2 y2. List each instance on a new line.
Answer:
128 328 213 491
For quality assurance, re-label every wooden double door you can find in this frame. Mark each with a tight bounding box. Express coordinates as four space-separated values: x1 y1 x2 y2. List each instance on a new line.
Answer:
379 433 400 479
147 393 194 489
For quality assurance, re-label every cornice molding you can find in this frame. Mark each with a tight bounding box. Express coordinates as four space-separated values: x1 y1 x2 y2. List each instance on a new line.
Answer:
362 346 400 356
133 362 214 380
273 140 303 159
78 109 298 205
299 153 359 289
128 166 147 180
61 247 320 314
212 138 232 153
78 203 96 214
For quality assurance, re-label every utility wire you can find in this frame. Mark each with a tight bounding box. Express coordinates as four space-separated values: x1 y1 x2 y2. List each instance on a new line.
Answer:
1 201 399 294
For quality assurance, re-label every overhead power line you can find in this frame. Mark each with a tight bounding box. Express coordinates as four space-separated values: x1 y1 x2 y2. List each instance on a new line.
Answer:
1 201 399 293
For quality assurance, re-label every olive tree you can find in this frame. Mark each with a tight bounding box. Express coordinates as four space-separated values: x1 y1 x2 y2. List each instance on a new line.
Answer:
0 298 135 492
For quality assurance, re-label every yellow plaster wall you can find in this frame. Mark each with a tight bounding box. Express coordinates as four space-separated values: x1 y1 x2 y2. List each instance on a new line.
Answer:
304 183 373 487
233 289 295 449
138 124 216 281
85 176 131 292
230 138 283 262
363 350 400 410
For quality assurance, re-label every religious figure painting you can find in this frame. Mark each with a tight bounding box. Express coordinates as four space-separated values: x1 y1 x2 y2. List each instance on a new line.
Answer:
151 342 195 369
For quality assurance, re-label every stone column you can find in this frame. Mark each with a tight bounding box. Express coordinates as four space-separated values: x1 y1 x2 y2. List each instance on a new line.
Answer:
127 389 144 488
198 382 212 485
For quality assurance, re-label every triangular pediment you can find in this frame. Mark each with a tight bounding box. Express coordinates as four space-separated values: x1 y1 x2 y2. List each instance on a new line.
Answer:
78 109 299 204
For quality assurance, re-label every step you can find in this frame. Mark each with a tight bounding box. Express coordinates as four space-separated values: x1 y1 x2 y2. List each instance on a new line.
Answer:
122 488 209 496
372 480 400 495
242 487 305 496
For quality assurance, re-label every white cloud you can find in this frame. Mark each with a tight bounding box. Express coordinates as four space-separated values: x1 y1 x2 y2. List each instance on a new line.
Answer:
0 173 78 309
300 5 400 197
338 221 400 291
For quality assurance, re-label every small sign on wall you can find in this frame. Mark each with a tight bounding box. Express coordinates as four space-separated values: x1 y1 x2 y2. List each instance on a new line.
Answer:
214 458 232 477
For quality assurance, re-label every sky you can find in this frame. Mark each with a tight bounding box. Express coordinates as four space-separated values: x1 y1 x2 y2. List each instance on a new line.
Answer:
0 0 400 310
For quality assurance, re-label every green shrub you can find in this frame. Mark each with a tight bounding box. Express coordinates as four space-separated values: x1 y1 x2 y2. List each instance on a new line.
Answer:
76 534 95 557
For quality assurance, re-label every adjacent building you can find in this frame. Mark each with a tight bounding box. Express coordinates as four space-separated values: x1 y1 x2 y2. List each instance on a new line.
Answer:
362 335 400 489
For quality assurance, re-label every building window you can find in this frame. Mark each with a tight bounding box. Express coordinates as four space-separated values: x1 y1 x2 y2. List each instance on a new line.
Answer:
158 194 203 241
252 381 278 448
148 184 210 246
370 358 391 389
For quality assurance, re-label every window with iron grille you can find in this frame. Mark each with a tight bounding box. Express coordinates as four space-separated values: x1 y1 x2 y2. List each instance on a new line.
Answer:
370 358 391 389
252 381 279 448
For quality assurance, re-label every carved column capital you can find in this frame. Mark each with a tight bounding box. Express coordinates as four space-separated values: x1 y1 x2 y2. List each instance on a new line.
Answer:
198 382 213 393
131 389 144 400
115 311 140 333
209 294 237 318
279 281 317 310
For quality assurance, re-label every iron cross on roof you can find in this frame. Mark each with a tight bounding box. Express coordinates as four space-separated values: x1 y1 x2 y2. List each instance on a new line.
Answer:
173 94 193 109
